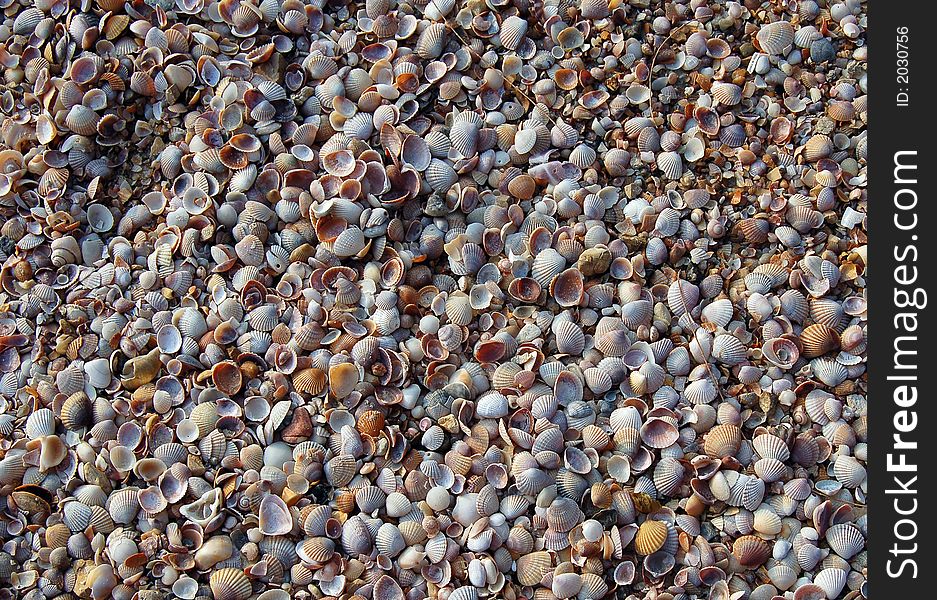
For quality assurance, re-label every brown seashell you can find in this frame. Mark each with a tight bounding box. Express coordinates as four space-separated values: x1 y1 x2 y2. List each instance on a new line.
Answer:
551 268 584 307
211 361 243 396
704 424 742 458
329 363 359 398
732 535 772 569
800 324 840 358
357 410 385 436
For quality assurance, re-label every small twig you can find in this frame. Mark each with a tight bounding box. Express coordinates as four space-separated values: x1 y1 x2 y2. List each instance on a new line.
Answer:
673 270 726 401
428 0 560 127
647 23 696 115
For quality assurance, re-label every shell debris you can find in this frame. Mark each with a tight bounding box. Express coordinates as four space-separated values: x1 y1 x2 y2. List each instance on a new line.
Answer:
0 0 866 598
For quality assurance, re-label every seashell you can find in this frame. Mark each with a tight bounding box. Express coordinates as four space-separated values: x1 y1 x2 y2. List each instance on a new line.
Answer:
761 337 799 371
732 535 771 568
500 16 528 51
259 494 293 535
634 520 668 555
756 20 795 55
554 320 585 355
580 0 610 19
653 457 685 497
531 249 566 287
811 357 848 387
824 523 865 559
711 82 743 106
803 134 834 162
333 227 366 258
832 455 866 488
800 324 840 358
375 522 406 557
656 151 682 179
25 408 56 439
702 299 734 327
445 293 473 326
640 418 679 449
416 23 447 59
552 573 582 599
516 551 551 586
704 424 742 458
814 567 848 598
551 268 584 307
209 568 252 600
712 334 747 365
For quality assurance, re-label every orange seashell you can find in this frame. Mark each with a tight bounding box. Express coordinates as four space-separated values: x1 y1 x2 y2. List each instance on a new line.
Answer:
357 410 385 436
634 520 668 555
703 424 742 458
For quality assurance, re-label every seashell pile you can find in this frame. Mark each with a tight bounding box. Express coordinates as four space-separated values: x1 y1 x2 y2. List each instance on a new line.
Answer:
0 0 867 598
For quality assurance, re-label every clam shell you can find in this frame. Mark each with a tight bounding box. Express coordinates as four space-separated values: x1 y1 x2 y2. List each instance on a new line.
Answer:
704 424 742 458
634 520 668 555
732 535 771 568
814 567 848 598
824 523 865 559
209 568 252 600
756 20 795 55
656 151 683 179
712 334 747 365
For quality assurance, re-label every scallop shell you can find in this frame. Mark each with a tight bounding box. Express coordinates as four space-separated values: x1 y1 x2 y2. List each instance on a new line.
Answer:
634 520 668 555
712 334 747 365
416 23 447 59
500 16 528 51
832 455 866 488
711 82 743 106
814 568 848 599
516 551 552 586
824 523 865 559
656 151 683 179
704 424 742 458
25 408 56 439
209 568 253 600
756 20 795 55
732 535 771 568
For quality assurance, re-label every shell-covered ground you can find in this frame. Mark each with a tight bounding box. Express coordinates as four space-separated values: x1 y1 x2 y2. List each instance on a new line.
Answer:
0 0 867 599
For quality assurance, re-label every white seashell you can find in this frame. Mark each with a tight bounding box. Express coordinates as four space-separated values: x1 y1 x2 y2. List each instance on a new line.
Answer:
832 454 866 488
757 20 795 56
813 567 848 598
712 334 747 366
824 523 865 559
701 298 734 327
656 151 682 178
711 82 743 106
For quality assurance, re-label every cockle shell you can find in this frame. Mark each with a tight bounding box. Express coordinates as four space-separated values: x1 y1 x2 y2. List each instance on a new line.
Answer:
635 520 668 555
0 2 868 598
757 21 795 55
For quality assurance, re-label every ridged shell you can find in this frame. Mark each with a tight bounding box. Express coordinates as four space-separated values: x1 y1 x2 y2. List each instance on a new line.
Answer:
656 151 682 179
824 523 865 559
516 551 551 586
832 455 866 488
210 568 252 600
634 520 668 555
756 20 795 55
712 334 747 365
732 535 771 568
704 424 742 458
711 82 743 106
814 568 848 599
702 298 734 327
416 23 447 59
